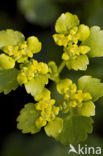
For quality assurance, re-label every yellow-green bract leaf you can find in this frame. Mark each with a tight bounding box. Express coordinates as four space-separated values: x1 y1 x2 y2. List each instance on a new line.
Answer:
78 101 95 117
66 55 89 71
78 24 90 41
56 116 93 145
83 26 103 57
17 103 40 134
35 88 51 101
55 12 79 34
0 68 19 94
27 36 42 53
45 117 63 138
78 76 103 102
0 54 15 70
25 75 48 97
0 29 25 49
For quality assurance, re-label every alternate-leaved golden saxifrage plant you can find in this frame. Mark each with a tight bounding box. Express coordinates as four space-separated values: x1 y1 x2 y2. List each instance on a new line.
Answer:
0 12 103 145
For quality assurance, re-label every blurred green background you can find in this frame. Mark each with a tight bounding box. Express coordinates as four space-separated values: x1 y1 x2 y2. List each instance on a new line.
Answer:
0 0 103 155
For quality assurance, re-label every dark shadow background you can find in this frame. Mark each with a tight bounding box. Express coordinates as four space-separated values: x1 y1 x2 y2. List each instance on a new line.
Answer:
0 0 103 155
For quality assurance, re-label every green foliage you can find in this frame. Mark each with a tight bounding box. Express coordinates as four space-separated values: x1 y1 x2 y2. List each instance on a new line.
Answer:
66 55 89 71
78 76 103 102
17 103 40 134
0 68 19 94
56 115 93 145
78 24 90 41
27 36 42 53
18 0 59 26
17 89 60 133
0 12 103 146
35 88 51 101
0 54 15 70
25 75 48 96
83 26 103 57
55 12 79 33
0 29 24 49
45 117 63 138
78 101 95 117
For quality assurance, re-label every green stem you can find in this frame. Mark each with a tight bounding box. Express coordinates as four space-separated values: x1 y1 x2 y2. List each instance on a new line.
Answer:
57 61 66 75
48 74 60 83
48 61 66 83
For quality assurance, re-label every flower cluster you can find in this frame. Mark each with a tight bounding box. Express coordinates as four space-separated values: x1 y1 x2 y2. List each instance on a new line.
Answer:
1 12 102 145
3 36 41 63
53 13 90 61
15 18 96 142
53 12 92 71
35 89 59 129
57 79 93 115
17 59 48 85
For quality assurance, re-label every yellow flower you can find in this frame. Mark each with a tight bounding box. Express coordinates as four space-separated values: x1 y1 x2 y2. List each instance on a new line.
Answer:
57 79 92 113
53 23 90 62
17 59 48 85
35 98 59 129
34 89 60 129
3 36 42 63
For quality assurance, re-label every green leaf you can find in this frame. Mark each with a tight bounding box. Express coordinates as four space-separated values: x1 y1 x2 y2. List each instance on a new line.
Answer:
0 29 24 49
35 88 51 101
56 115 93 145
25 75 48 97
78 76 103 102
66 55 89 71
18 0 59 26
0 54 15 70
45 117 63 138
78 101 95 117
0 68 19 94
83 26 103 57
55 12 79 34
78 24 90 41
17 103 40 134
27 36 42 53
